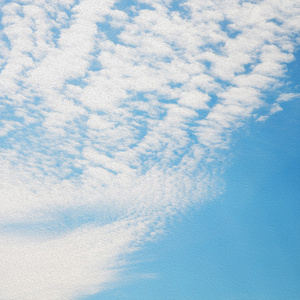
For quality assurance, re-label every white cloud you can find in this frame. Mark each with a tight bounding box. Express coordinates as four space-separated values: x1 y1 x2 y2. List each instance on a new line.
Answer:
0 0 299 298
0 218 153 300
257 92 300 121
277 92 300 102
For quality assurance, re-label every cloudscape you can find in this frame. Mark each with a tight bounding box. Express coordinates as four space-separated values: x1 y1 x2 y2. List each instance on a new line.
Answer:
0 0 299 299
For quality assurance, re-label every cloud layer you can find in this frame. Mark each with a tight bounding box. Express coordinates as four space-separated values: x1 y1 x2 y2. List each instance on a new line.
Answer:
0 0 299 299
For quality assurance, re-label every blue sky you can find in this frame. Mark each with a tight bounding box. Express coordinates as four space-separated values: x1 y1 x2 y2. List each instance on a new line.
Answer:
92 97 300 300
0 0 299 299
85 57 300 300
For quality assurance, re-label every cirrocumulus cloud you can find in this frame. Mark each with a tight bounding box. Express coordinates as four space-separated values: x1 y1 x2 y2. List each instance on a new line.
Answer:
0 0 299 299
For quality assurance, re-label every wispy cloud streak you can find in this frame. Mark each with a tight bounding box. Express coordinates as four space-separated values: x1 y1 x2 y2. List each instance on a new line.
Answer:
0 0 299 298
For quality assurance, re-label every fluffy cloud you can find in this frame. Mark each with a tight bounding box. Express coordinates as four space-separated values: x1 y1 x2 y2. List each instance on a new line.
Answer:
0 0 299 298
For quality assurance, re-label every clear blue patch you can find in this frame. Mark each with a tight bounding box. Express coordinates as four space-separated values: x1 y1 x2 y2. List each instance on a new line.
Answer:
169 0 190 19
203 59 212 70
243 62 256 74
64 0 80 19
97 20 123 44
219 19 241 39
200 43 226 57
0 0 12 5
168 82 183 89
50 27 61 48
136 92 151 102
186 128 198 144
157 98 178 104
129 116 148 141
162 56 172 63
88 57 102 72
1 105 23 122
66 77 88 88
62 165 84 179
267 18 283 26
114 0 154 18
194 108 209 120
207 93 219 108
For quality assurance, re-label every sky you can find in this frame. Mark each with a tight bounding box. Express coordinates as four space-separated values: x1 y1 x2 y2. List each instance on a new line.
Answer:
0 0 299 299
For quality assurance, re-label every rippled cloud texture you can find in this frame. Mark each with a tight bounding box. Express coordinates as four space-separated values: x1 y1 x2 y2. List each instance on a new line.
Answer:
0 0 299 299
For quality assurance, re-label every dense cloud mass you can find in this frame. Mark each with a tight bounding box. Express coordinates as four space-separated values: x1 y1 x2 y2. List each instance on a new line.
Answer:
0 0 299 299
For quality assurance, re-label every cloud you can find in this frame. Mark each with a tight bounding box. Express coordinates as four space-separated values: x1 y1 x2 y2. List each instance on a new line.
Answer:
257 92 300 121
0 0 299 298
